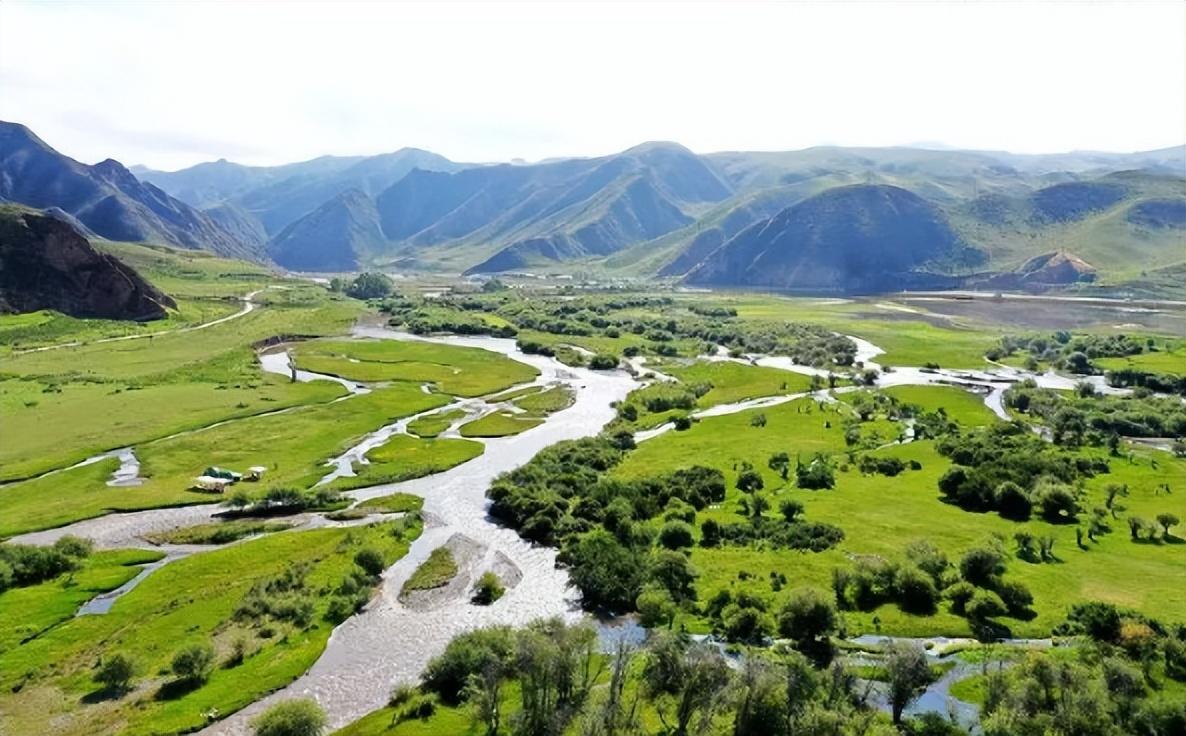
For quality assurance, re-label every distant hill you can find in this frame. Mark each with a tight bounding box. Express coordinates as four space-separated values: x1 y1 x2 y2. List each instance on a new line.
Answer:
683 184 981 292
377 142 733 273
0 205 175 320
0 121 257 260
267 189 385 271
203 202 268 249
140 149 463 235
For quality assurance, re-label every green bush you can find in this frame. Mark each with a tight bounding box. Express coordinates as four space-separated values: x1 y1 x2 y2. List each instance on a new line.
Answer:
251 698 327 736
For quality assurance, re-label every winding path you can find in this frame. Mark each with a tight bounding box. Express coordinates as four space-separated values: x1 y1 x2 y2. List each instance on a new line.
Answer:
12 288 267 355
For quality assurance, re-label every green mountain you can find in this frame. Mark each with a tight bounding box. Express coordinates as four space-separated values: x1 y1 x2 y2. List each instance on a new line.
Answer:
267 189 385 271
683 184 981 292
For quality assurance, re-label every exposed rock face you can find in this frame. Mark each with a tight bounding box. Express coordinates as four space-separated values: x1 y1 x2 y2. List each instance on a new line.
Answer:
0 208 175 320
0 121 258 260
967 250 1097 292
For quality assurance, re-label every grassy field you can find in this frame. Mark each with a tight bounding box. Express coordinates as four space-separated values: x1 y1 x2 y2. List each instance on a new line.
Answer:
322 436 485 493
0 548 164 654
143 520 292 545
355 493 424 514
406 409 467 438
0 519 421 736
458 384 573 438
459 412 544 438
0 383 449 538
293 339 538 397
1094 339 1186 376
402 547 458 593
615 386 1186 637
661 360 814 407
0 375 345 482
882 385 998 426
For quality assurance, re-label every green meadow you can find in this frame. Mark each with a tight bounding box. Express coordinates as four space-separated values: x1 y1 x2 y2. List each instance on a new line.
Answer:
616 386 1186 637
0 519 420 736
293 339 538 397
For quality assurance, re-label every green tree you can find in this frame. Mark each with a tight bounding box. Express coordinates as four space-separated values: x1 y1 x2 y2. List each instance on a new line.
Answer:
885 642 931 724
776 587 837 666
768 452 791 481
345 272 394 300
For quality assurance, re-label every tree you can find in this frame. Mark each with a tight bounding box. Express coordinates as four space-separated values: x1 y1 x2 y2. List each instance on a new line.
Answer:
895 565 939 614
1156 512 1179 538
959 547 1005 587
464 661 506 736
779 499 805 523
642 634 731 736
171 642 214 683
736 466 764 493
637 583 677 629
94 653 135 694
885 642 931 724
345 272 393 299
776 588 837 666
658 521 695 550
648 550 697 601
567 530 644 611
768 452 791 481
252 699 327 736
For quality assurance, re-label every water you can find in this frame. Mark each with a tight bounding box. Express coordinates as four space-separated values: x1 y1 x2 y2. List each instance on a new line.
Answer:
199 327 637 734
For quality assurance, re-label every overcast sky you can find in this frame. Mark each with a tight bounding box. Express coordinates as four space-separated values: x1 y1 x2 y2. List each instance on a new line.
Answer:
1 1 1183 171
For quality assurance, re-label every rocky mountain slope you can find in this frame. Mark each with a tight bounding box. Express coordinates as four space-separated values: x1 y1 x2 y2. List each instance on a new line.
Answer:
0 205 175 320
267 189 385 271
0 121 257 260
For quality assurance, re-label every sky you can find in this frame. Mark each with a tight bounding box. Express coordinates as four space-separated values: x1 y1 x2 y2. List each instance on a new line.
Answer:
1 1 1183 171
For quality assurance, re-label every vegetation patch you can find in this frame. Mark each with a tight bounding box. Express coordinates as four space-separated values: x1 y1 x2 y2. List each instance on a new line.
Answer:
402 547 458 594
144 521 291 546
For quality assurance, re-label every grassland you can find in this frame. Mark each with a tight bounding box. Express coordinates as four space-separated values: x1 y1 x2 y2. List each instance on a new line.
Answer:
662 360 814 406
1094 338 1186 376
354 493 424 514
458 384 573 438
402 547 458 593
0 383 450 538
0 519 421 736
0 548 164 654
293 339 538 397
143 520 292 545
406 409 467 438
615 386 1186 637
322 436 485 493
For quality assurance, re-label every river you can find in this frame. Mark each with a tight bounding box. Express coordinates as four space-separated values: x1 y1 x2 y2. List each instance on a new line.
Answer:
11 323 1143 733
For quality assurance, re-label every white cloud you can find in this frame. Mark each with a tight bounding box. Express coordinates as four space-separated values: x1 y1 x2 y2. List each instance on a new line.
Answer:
1 1 1182 170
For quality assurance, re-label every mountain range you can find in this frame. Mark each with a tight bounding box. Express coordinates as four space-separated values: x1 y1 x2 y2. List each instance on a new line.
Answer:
2 119 1183 293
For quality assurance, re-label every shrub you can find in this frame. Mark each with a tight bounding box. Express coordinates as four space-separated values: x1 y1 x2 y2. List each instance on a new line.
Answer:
94 653 135 693
589 353 619 370
967 589 1008 620
637 582 677 628
421 626 515 703
959 547 1005 588
353 548 386 577
946 582 976 615
658 521 695 550
996 580 1034 614
251 698 327 736
894 565 939 614
994 481 1032 521
471 572 505 605
171 643 214 683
